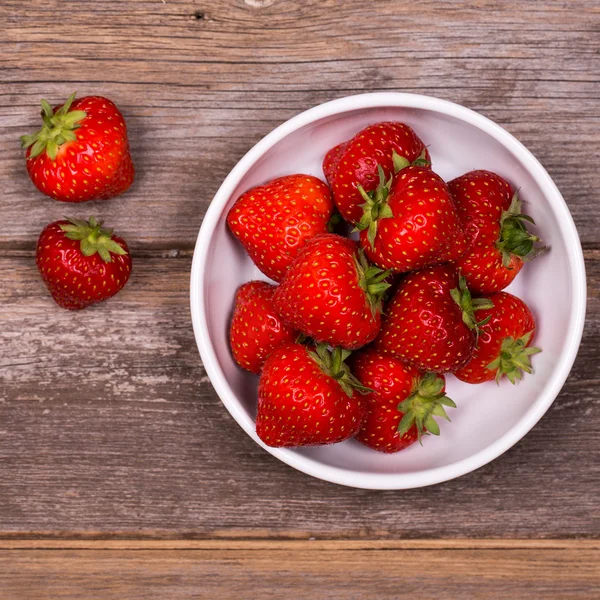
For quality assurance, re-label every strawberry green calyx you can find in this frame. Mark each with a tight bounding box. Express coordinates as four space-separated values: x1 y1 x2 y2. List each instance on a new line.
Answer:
397 373 456 443
450 275 494 332
59 216 127 263
353 249 392 316
497 194 546 267
392 148 430 172
487 330 542 384
307 344 372 399
20 93 87 160
355 165 394 249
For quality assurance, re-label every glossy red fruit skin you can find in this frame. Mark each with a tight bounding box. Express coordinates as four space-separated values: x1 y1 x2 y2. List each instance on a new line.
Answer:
455 292 536 384
36 221 131 310
227 174 333 282
26 96 134 203
352 349 423 453
374 265 475 372
256 343 365 447
273 234 381 350
449 170 521 293
229 281 297 374
361 166 467 272
323 122 430 224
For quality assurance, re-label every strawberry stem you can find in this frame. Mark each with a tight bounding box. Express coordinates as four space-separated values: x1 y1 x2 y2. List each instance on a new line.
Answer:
487 330 542 384
20 93 87 160
353 249 392 317
450 275 494 333
397 373 456 444
59 216 127 264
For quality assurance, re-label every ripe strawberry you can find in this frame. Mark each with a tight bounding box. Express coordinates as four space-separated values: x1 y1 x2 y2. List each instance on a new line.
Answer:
455 292 540 384
449 170 544 293
374 266 493 372
36 217 131 310
273 234 390 350
323 121 430 224
357 166 467 272
256 343 368 447
21 93 134 202
227 174 333 282
229 281 297 374
352 348 456 453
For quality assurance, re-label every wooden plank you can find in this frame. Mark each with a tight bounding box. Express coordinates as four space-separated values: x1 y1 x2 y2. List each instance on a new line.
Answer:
1 251 598 538
1 540 598 600
1 0 598 247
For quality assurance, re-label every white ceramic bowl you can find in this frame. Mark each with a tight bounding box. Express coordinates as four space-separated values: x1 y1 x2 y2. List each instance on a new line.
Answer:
190 93 586 490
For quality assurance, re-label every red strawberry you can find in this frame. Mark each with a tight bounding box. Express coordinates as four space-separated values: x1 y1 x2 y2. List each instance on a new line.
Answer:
449 170 544 293
229 281 297 374
374 266 493 372
36 217 131 310
352 348 456 453
273 234 390 350
21 93 134 203
323 121 430 224
227 174 333 282
455 292 540 384
256 343 367 447
358 166 467 272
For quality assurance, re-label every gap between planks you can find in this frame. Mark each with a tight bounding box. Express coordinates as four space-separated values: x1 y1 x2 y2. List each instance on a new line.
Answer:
0 539 598 551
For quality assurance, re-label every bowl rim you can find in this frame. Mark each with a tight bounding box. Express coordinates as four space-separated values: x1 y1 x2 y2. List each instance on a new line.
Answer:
190 92 587 490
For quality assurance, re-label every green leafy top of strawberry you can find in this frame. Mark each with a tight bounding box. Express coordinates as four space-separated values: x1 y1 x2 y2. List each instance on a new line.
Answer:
397 372 456 443
356 149 430 249
487 330 542 384
59 216 128 263
450 274 494 332
497 194 546 267
353 249 392 316
307 344 372 399
20 92 87 160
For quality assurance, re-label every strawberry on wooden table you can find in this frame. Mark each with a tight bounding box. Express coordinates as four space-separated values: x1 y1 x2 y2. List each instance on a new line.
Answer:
36 217 131 310
227 174 333 282
449 170 544 293
21 93 134 202
374 266 493 372
256 343 368 447
229 281 297 374
357 165 467 272
323 121 430 224
455 292 540 384
273 233 390 350
352 348 456 453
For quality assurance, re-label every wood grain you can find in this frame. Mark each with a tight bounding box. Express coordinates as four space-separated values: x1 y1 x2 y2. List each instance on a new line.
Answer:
1 0 598 249
1 250 598 538
1 540 599 600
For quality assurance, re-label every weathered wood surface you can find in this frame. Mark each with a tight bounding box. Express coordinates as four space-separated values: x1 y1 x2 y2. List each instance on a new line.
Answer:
1 0 599 595
2 540 599 600
1 0 599 249
1 250 599 538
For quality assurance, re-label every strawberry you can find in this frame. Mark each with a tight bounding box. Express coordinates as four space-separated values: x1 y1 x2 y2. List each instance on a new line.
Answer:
229 281 297 374
323 121 430 224
256 343 368 447
352 348 456 453
273 234 390 350
449 170 544 293
21 93 134 203
227 174 334 282
357 165 468 272
374 266 493 372
36 217 131 310
455 292 540 384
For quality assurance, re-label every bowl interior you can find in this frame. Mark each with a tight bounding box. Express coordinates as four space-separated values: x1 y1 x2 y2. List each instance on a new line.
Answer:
199 102 579 482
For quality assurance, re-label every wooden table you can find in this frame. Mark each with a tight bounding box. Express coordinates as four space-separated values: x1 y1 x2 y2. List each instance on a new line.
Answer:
1 1 599 598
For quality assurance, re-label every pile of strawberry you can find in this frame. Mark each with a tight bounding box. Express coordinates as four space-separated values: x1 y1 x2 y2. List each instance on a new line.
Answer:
227 121 544 452
21 93 135 309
